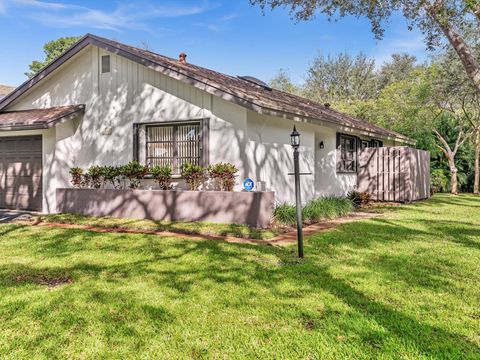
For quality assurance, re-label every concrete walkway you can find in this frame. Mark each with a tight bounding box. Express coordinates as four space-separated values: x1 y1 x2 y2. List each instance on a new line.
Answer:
0 209 38 224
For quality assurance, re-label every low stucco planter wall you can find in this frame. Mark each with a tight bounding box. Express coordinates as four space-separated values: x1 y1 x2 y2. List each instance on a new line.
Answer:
56 188 275 228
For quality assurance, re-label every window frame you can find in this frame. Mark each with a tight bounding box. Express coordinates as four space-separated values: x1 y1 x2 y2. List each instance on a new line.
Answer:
133 119 209 176
101 55 111 74
336 133 358 174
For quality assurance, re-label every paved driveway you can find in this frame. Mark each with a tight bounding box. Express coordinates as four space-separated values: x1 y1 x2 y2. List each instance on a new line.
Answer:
0 209 37 224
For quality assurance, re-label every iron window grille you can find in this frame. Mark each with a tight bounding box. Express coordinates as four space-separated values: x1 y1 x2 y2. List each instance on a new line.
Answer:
337 133 357 173
145 122 203 174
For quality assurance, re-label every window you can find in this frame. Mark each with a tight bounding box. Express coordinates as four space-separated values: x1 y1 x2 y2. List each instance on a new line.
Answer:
361 140 369 150
370 139 383 148
101 55 110 73
337 133 357 173
145 122 203 174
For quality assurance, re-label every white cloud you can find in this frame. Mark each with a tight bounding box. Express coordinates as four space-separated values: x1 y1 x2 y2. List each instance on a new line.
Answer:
11 0 214 31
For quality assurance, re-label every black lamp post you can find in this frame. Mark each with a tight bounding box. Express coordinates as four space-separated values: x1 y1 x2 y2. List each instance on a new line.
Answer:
290 125 304 258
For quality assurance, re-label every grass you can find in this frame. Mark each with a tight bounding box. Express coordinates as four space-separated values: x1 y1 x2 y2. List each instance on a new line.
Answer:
38 213 278 240
0 194 479 358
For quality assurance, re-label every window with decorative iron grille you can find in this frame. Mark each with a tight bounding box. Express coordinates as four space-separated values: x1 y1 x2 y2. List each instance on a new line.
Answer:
337 133 357 173
145 122 203 174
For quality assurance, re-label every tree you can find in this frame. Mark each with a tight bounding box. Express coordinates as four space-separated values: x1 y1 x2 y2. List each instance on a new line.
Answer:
378 53 420 89
269 69 302 95
434 29 480 194
25 36 81 78
303 52 377 106
250 0 480 96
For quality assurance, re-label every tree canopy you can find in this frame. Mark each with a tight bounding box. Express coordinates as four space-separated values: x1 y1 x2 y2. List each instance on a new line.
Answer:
25 36 81 78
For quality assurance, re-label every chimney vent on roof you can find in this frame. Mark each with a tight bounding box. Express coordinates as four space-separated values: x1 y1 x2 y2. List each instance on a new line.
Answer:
179 52 187 63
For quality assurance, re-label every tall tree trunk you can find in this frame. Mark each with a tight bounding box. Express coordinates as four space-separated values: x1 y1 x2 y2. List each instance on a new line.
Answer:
426 5 480 96
475 129 480 194
449 159 459 194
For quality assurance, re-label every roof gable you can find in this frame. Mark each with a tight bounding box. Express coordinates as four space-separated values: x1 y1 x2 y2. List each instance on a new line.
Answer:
0 34 412 143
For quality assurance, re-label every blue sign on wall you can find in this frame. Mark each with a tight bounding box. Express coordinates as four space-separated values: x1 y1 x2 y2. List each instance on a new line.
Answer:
243 178 255 192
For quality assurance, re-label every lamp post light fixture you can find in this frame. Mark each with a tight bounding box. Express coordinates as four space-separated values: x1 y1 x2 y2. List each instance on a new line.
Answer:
290 125 304 258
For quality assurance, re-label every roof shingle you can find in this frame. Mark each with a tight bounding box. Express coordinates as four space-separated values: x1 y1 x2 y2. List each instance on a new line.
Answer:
0 104 85 130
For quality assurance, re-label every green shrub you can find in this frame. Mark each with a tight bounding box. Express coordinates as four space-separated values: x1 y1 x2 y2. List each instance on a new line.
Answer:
101 166 122 189
347 190 372 208
69 167 84 188
181 163 206 190
87 165 103 189
273 202 297 226
303 197 354 223
208 162 238 191
120 161 148 189
151 165 173 190
431 168 449 194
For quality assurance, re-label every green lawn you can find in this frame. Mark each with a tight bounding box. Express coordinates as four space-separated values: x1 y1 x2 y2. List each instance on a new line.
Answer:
0 194 479 359
38 213 279 240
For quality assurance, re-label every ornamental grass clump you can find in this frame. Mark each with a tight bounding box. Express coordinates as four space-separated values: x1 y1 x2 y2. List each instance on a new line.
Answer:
150 164 173 190
273 202 297 226
303 197 354 223
208 162 238 191
181 163 206 191
120 161 148 189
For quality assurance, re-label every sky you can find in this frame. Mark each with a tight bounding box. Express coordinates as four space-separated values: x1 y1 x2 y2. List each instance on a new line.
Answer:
0 0 430 87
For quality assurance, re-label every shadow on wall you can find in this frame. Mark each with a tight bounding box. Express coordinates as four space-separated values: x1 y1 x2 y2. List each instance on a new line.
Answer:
56 188 275 228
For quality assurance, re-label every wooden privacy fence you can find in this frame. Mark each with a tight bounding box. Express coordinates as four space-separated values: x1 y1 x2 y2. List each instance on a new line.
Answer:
358 147 430 202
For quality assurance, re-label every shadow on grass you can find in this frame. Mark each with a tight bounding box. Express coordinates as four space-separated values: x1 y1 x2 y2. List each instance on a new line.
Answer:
0 224 478 358
1 194 479 357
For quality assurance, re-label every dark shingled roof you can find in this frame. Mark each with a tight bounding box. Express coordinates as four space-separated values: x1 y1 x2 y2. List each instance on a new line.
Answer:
91 35 411 142
0 104 85 130
0 34 412 143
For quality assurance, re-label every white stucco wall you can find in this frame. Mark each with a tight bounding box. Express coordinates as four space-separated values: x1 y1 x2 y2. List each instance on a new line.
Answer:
4 44 395 212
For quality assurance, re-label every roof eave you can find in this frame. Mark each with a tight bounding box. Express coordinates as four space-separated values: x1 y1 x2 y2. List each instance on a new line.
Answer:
0 105 85 131
1 34 414 145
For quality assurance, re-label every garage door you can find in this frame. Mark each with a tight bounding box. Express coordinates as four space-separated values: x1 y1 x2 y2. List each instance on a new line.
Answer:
0 136 42 211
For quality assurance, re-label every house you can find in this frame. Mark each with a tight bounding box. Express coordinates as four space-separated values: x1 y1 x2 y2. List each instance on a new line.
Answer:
0 34 415 213
0 85 14 100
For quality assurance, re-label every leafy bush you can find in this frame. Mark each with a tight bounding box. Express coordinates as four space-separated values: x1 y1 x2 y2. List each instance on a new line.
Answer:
101 166 122 189
87 165 103 189
120 161 148 189
151 165 173 190
273 202 297 226
430 169 449 194
347 190 372 208
69 167 84 188
208 162 238 191
303 197 354 223
181 163 206 190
